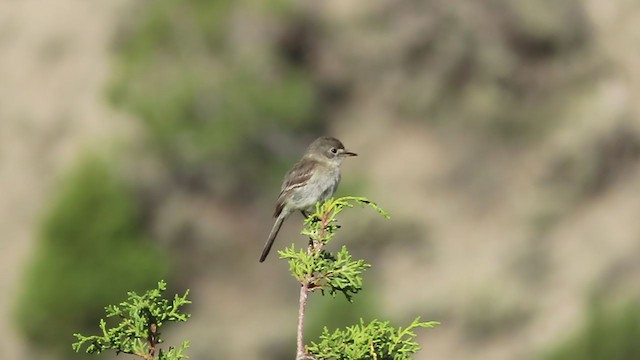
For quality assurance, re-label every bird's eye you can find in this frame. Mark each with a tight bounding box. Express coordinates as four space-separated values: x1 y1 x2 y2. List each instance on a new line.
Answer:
330 147 338 154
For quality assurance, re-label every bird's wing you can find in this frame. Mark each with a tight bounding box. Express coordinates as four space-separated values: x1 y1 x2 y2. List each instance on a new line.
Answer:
274 159 318 217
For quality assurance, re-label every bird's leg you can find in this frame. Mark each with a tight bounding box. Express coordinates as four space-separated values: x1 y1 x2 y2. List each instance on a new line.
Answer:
300 210 310 219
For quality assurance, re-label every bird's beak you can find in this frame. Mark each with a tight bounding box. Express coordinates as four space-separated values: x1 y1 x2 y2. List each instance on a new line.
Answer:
340 150 358 157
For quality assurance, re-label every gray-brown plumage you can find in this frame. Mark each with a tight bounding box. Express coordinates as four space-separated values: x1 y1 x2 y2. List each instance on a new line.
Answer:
260 136 357 262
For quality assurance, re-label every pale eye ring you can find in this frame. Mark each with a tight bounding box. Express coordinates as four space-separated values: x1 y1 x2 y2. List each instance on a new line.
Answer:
330 147 338 154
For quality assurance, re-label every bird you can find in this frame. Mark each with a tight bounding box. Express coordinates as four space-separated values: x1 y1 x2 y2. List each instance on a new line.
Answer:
259 136 357 262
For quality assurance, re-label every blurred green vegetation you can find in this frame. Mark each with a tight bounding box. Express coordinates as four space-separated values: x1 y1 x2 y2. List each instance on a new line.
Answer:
15 156 167 355
544 301 640 360
108 0 321 199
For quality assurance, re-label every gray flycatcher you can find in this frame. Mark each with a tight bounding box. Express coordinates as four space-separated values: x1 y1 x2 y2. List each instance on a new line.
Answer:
259 136 357 262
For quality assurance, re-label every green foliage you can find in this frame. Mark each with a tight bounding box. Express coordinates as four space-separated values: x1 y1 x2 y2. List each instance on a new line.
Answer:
109 0 319 197
279 196 437 359
279 197 389 301
301 196 390 241
15 156 167 352
307 318 439 360
73 280 191 360
282 244 370 301
544 301 640 360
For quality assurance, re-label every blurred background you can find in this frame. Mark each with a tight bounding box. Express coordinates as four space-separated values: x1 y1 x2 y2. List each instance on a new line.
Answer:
2 0 640 359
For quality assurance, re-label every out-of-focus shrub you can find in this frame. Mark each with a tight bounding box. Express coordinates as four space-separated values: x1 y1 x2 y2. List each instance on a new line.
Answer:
108 0 320 199
15 156 167 354
544 301 640 360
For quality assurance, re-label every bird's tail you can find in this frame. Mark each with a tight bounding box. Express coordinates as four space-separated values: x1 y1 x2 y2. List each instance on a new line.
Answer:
259 214 286 262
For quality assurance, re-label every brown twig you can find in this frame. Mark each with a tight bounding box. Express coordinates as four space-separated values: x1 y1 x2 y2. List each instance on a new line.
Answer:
296 209 331 359
147 323 157 360
296 280 309 360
